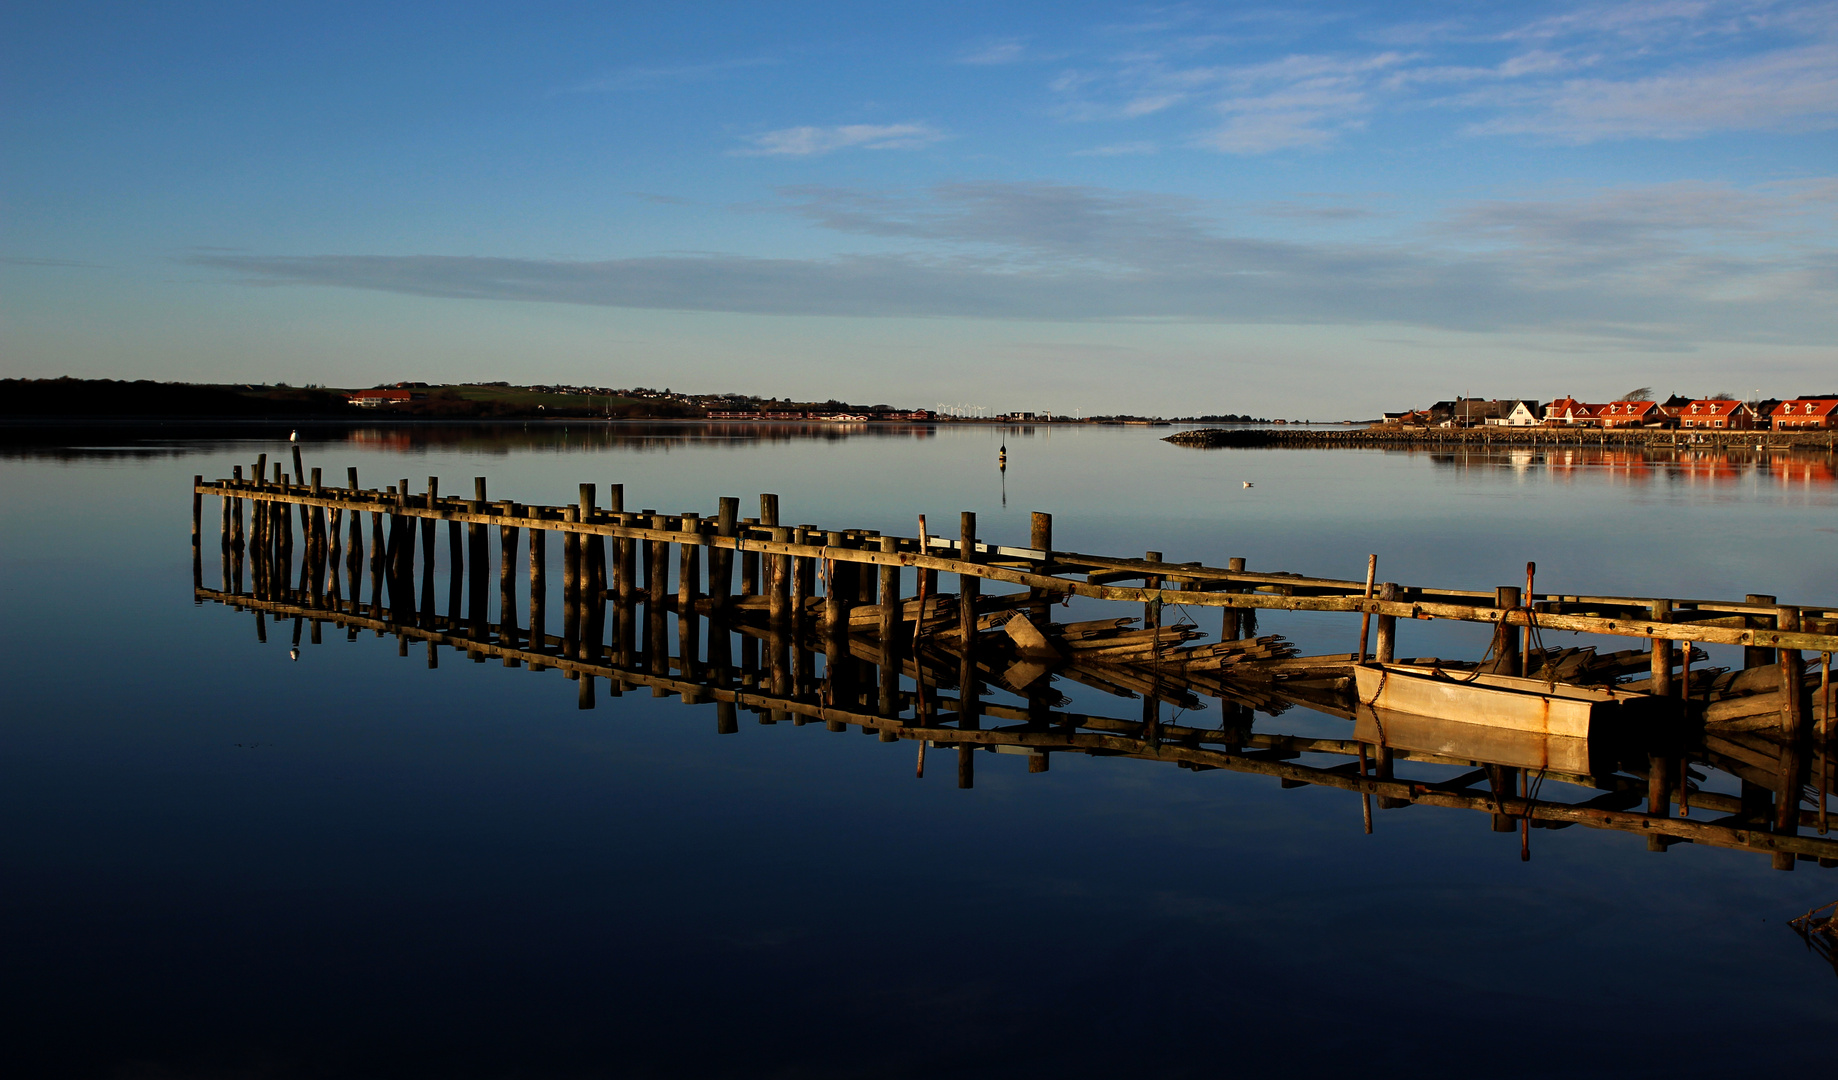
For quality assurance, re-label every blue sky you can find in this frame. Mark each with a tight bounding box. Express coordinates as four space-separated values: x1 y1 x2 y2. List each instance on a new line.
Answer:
3 1 1835 415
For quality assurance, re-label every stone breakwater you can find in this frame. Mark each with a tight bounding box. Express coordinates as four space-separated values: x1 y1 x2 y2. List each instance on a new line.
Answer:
1164 426 1838 450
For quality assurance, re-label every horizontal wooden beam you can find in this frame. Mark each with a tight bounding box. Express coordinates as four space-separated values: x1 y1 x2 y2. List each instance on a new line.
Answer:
194 479 1838 651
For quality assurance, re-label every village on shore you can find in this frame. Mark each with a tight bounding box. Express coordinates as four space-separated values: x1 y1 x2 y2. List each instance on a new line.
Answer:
1380 392 1838 432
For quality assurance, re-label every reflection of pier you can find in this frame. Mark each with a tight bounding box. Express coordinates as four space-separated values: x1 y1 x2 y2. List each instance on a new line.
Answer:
188 454 1838 869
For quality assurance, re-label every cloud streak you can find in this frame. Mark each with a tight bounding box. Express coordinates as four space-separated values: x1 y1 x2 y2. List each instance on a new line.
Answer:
191 179 1838 348
733 123 946 156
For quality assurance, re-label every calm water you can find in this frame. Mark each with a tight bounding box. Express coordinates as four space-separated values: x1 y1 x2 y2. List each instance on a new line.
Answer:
3 423 1835 1078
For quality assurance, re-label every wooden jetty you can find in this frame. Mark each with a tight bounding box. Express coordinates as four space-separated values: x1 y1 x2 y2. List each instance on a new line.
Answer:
189 458 1838 869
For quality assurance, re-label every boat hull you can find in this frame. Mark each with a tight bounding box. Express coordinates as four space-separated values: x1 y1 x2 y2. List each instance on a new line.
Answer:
1352 663 1620 739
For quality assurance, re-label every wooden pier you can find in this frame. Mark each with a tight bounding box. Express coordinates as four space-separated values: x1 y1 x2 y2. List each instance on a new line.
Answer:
190 458 1838 869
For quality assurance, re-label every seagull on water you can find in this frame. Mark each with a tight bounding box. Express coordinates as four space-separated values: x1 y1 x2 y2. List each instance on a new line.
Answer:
1243 481 1254 488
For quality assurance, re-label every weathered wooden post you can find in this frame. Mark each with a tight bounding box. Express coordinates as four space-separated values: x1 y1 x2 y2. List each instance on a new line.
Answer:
1495 585 1522 677
712 497 738 612
1775 606 1813 869
879 535 901 718
395 477 415 595
741 520 761 597
615 511 637 604
1028 511 1053 626
529 505 546 666
794 526 817 630
446 510 463 625
1356 554 1377 662
788 527 809 630
679 512 702 615
647 513 669 611
1649 599 1674 697
824 531 849 632
562 505 580 661
413 477 434 618
1375 582 1399 663
1746 594 1778 668
1143 551 1163 629
230 465 245 553
958 745 975 789
499 501 520 652
1227 557 1248 640
959 512 980 641
768 526 791 626
580 484 604 611
468 478 489 630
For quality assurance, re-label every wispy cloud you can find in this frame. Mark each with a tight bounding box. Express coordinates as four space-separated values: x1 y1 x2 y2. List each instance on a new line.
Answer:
733 123 946 157
191 178 1838 348
956 37 1029 65
1071 141 1158 156
1463 42 1838 141
0 255 99 267
1047 1 1838 149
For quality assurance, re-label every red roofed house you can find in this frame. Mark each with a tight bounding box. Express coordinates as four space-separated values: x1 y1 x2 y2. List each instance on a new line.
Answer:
346 388 423 408
1679 400 1757 429
1596 400 1667 428
1542 397 1599 426
1771 399 1838 430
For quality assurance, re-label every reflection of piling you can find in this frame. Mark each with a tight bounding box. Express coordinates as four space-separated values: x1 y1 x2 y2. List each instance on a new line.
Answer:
190 464 1838 873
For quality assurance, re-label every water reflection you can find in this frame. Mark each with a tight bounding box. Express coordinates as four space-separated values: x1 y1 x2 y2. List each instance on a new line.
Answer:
198 494 1838 875
1425 443 1838 489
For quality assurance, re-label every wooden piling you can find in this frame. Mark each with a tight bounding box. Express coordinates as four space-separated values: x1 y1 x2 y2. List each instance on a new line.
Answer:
529 508 546 665
1746 595 1778 668
647 513 669 610
768 527 791 625
499 502 520 650
794 526 817 630
562 506 580 659
959 513 980 642
1374 582 1398 663
468 478 489 630
1029 512 1053 625
712 497 738 612
1649 599 1674 697
1227 557 1247 640
679 514 702 615
1495 586 1522 677
824 530 848 631
1776 606 1812 865
1143 551 1163 629
615 511 636 604
878 536 900 652
958 744 975 789
1356 555 1377 662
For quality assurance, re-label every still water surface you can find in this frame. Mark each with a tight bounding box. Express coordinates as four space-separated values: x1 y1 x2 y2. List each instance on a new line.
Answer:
3 423 1834 1077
